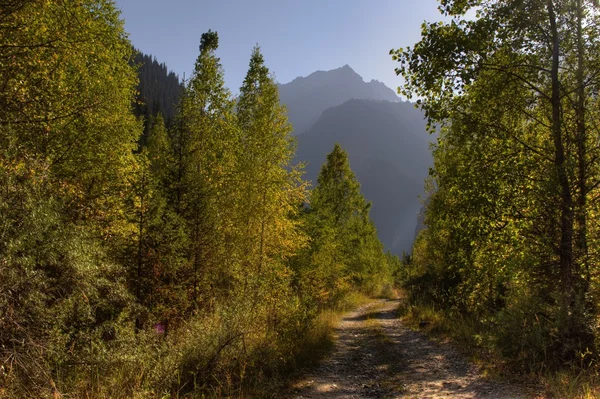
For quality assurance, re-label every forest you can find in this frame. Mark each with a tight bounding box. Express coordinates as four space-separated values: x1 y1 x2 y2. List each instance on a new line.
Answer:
392 0 600 393
4 0 600 398
0 1 397 397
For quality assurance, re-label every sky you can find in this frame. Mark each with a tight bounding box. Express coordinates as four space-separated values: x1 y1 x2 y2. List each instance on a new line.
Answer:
114 0 446 95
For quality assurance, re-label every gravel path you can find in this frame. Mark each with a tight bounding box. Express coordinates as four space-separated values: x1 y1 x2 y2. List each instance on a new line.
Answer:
289 299 529 399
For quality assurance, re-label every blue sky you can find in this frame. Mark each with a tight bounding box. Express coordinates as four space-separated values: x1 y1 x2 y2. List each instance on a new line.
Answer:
114 0 445 94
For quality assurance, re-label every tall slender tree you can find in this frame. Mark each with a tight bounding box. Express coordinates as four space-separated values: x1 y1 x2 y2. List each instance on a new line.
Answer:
235 45 307 332
169 30 239 311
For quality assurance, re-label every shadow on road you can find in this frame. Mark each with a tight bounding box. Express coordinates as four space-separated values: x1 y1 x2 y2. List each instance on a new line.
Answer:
290 299 526 399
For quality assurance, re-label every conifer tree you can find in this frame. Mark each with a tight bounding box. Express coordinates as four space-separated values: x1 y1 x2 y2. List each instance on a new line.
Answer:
235 45 307 331
170 30 238 310
126 114 189 329
311 144 368 225
305 144 391 303
147 114 173 185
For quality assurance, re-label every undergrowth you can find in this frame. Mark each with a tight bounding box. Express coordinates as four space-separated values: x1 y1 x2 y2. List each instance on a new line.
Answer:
0 292 374 399
291 292 371 372
397 298 600 399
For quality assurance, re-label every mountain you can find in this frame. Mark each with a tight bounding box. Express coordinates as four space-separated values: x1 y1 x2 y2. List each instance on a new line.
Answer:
296 98 431 254
279 65 399 134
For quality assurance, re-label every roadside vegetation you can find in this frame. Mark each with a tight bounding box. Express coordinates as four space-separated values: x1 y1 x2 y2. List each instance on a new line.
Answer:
392 1 600 397
0 2 397 397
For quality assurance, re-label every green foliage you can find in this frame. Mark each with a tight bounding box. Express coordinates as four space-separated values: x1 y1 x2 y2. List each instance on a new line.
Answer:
0 4 397 396
297 144 397 307
0 1 141 396
0 149 135 397
394 0 600 371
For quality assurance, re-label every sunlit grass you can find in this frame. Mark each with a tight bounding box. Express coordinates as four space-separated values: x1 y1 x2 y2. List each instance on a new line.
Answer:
294 291 372 369
542 370 600 399
398 299 600 399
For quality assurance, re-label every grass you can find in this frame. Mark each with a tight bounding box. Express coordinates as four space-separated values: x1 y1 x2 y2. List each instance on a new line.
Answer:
292 291 372 370
542 371 600 399
174 292 373 398
397 301 487 353
396 297 600 399
0 292 378 399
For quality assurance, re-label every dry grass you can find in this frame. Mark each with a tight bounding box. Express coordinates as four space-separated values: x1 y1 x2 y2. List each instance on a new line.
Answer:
397 299 600 399
542 370 600 399
293 292 372 370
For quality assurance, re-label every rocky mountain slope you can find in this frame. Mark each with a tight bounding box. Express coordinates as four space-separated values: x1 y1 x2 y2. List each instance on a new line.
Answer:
279 65 399 135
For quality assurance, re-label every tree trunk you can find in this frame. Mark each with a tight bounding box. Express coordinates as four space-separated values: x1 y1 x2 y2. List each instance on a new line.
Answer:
547 0 575 303
575 0 589 283
135 172 146 332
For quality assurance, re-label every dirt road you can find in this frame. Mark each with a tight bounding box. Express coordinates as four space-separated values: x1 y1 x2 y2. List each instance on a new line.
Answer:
290 299 528 399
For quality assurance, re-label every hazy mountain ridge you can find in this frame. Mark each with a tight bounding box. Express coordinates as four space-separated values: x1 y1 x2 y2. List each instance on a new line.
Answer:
295 98 432 254
279 64 399 134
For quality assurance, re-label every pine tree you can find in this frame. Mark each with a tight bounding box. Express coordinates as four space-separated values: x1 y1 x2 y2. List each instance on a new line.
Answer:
234 45 307 333
147 114 173 190
311 144 368 225
305 144 391 303
125 114 189 329
169 30 238 311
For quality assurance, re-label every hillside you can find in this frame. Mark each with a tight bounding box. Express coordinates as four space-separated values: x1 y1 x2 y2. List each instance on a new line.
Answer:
296 99 431 254
133 50 182 144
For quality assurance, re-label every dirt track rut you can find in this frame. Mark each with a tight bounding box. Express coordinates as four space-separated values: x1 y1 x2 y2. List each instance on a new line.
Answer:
290 299 528 399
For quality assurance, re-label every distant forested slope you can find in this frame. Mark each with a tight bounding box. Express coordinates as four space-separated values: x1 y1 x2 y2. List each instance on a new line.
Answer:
132 50 182 142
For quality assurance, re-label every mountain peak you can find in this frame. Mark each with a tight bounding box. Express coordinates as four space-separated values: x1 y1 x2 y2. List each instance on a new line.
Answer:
335 64 361 79
278 66 399 134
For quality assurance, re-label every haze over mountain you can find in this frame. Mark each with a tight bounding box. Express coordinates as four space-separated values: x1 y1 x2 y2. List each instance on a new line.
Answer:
295 98 431 254
279 65 400 135
277 64 431 254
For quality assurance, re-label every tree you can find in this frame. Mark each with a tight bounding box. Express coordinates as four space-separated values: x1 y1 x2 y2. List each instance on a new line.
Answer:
169 30 238 311
0 0 142 394
125 115 189 330
1 0 141 231
304 144 392 303
311 144 369 226
234 45 308 336
392 0 600 364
